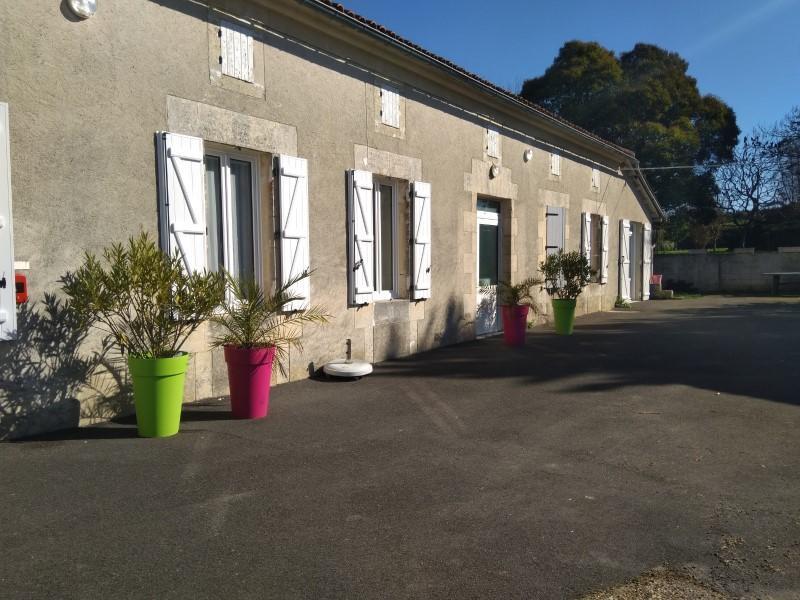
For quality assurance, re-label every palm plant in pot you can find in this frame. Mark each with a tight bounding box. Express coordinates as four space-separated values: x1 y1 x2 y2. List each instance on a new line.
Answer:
61 233 225 437
211 270 329 420
492 277 542 347
540 250 591 335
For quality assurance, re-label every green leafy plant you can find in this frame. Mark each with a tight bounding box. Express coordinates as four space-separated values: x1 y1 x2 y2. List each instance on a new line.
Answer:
492 277 543 308
540 250 591 300
61 232 225 359
210 270 330 375
614 296 632 310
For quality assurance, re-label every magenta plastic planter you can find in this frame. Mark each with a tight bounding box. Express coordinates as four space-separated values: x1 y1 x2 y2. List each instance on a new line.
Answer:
501 305 529 347
224 345 276 419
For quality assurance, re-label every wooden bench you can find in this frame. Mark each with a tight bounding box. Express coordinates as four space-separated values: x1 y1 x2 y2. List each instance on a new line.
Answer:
763 272 800 295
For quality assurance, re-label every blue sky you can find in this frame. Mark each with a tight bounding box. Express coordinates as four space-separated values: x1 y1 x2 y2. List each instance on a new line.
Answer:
341 0 800 140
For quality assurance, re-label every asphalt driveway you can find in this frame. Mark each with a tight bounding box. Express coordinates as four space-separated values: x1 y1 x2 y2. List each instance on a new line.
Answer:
2 296 799 599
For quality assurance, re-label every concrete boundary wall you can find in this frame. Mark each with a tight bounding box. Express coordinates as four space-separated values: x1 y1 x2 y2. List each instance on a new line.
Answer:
654 248 800 293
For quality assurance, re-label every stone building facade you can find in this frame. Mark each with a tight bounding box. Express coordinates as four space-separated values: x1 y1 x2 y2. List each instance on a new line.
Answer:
0 0 662 437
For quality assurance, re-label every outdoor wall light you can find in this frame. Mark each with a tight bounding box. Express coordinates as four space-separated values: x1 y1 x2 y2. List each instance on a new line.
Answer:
67 0 97 19
489 164 500 179
523 148 534 162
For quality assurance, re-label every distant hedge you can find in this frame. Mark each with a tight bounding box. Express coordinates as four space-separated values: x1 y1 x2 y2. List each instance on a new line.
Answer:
655 248 731 255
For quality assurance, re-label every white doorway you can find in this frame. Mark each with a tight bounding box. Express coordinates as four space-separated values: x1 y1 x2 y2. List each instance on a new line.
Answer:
619 219 632 301
620 220 645 301
476 199 501 336
629 222 638 300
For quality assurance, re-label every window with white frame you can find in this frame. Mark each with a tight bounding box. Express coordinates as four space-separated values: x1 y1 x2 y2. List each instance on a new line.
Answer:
590 213 603 281
550 152 561 176
487 128 501 158
204 149 260 283
374 179 398 300
219 21 254 83
380 87 401 128
591 167 600 190
581 212 608 284
348 171 431 305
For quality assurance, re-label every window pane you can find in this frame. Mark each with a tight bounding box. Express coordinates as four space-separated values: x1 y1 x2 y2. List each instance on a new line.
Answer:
477 199 500 214
204 155 224 273
379 185 394 292
478 224 499 286
591 214 602 281
229 159 255 282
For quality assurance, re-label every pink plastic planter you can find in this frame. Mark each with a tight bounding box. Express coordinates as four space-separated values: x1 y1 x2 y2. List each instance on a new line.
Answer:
224 345 276 419
501 305 529 347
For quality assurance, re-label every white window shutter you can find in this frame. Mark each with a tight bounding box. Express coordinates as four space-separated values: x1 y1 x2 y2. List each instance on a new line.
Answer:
348 170 374 305
156 132 208 274
581 212 592 263
411 181 432 300
642 223 652 300
220 21 254 83
380 87 400 128
277 155 310 311
486 129 500 158
600 215 609 284
551 152 561 176
545 206 565 255
0 103 16 340
619 219 631 301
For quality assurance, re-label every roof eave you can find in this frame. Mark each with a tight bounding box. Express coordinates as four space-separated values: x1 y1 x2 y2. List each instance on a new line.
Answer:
297 0 665 221
300 0 636 161
626 160 666 222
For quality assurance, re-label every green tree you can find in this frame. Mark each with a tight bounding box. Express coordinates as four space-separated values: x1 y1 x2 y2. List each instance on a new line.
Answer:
521 42 739 227
521 41 622 131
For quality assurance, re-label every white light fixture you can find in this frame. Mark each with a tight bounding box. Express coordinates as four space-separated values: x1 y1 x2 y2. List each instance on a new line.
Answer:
523 148 534 162
489 164 500 179
67 0 97 19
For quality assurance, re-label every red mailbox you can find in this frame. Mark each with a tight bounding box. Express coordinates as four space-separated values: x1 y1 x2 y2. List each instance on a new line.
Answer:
15 273 28 304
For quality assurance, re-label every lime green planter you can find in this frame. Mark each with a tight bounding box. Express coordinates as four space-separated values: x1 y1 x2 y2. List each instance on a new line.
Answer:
128 352 189 438
551 299 577 335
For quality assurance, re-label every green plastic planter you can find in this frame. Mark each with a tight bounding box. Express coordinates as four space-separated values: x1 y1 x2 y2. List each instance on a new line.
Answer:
128 352 189 438
551 299 577 335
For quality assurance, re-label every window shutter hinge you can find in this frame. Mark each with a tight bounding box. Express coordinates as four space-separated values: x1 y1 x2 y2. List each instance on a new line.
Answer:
218 56 223 65
218 28 222 37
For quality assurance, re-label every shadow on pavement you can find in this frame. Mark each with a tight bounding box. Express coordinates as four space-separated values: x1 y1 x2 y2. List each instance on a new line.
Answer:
372 300 800 407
